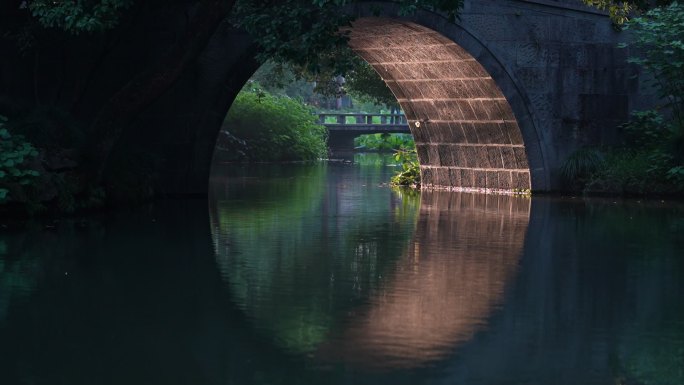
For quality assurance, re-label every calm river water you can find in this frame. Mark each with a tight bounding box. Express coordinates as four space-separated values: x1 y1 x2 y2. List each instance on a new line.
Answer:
1 154 683 385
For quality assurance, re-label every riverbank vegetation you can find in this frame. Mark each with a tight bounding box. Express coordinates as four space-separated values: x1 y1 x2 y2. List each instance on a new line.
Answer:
563 2 684 196
216 86 327 162
350 133 420 187
0 116 40 204
5 0 683 213
390 149 421 188
354 133 414 152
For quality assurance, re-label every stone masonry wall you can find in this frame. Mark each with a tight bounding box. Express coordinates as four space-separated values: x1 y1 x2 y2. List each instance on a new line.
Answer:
349 18 532 191
348 0 651 192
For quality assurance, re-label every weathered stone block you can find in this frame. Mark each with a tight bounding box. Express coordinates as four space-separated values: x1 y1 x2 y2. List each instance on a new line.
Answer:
412 125 426 142
487 147 504 168
449 168 461 186
427 145 441 165
461 169 475 186
454 146 467 167
386 81 408 100
513 147 530 168
475 146 491 168
436 167 450 185
485 171 499 188
444 80 472 98
448 122 467 143
495 100 516 120
512 171 531 189
462 123 480 144
416 144 430 164
500 147 517 169
497 171 512 189
505 122 524 145
474 170 487 187
421 167 434 186
454 100 477 120
438 144 454 166
513 67 553 93
516 42 560 68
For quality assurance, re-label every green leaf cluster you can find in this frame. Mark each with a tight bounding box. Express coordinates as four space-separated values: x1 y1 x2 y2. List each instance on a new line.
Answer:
252 58 399 114
26 0 133 33
344 60 399 108
0 116 40 203
221 86 328 161
582 0 673 24
231 0 463 76
354 133 414 152
390 148 420 187
565 2 684 195
623 2 684 129
563 110 684 194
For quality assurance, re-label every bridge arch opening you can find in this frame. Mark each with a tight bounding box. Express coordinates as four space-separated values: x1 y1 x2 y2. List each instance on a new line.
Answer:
212 13 547 192
346 17 536 192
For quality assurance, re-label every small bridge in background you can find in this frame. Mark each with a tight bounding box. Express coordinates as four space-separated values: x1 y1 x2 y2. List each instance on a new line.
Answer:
319 113 409 133
319 113 410 153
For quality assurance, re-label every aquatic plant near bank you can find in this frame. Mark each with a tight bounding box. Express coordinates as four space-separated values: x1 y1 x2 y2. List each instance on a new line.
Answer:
390 149 420 187
563 111 684 195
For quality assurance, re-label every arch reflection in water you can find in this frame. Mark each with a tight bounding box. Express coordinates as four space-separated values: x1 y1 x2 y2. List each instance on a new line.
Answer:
211 162 530 369
209 161 420 355
321 191 530 369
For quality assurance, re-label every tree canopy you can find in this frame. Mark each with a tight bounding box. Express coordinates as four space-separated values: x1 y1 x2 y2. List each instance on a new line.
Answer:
581 0 673 24
25 0 134 33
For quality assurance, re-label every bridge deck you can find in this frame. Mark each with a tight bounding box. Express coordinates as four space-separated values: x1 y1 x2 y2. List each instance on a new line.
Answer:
319 113 410 133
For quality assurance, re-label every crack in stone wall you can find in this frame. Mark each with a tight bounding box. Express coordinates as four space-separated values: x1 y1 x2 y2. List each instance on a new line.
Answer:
349 18 532 191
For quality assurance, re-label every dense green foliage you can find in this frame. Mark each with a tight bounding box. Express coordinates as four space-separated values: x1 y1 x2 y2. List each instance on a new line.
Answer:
564 3 684 195
344 61 399 108
353 134 419 186
582 0 673 24
252 58 399 114
561 147 605 189
249 61 317 101
0 116 39 203
354 133 414 151
220 86 327 162
231 0 463 75
390 149 420 187
26 0 133 33
623 2 684 130
565 111 684 194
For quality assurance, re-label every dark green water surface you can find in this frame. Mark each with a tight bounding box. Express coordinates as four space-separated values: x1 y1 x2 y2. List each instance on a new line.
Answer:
1 154 683 385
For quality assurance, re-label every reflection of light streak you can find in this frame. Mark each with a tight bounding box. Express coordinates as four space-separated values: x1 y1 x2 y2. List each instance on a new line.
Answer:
318 192 530 369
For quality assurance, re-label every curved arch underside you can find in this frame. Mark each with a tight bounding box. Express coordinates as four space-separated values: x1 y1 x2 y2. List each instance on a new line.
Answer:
348 18 531 191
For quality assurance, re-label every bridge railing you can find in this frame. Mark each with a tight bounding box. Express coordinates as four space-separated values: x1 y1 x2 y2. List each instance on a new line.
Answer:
318 113 407 126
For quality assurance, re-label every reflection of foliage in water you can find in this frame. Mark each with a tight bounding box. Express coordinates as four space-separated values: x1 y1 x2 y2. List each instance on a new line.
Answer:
0 222 101 324
0 234 40 322
562 201 684 385
210 160 419 354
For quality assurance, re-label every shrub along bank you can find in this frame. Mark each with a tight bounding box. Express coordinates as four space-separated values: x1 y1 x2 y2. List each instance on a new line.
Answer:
216 86 327 162
354 133 414 152
562 2 684 196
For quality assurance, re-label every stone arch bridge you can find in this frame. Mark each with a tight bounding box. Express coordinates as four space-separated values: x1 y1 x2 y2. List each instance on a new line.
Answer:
132 0 650 194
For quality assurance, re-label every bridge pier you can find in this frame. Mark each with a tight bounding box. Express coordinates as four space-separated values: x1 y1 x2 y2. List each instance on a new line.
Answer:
327 131 358 156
